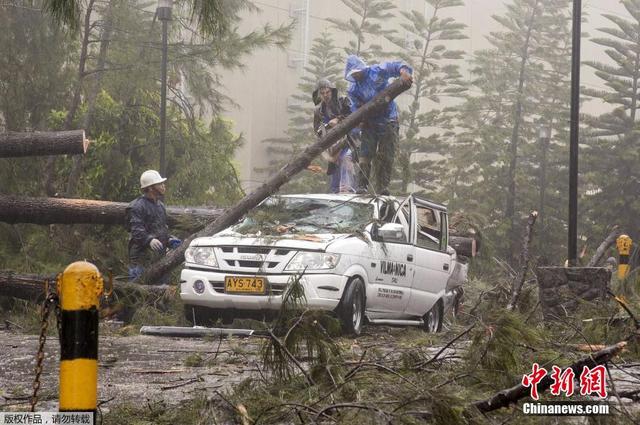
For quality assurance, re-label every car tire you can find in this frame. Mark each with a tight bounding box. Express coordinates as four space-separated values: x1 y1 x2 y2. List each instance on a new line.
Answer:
422 300 443 333
339 277 366 336
184 305 219 327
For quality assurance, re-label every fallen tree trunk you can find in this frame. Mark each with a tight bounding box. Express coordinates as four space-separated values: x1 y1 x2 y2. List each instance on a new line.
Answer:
0 195 223 230
450 236 477 258
0 270 168 304
587 225 622 267
472 341 627 413
0 130 89 158
140 78 413 284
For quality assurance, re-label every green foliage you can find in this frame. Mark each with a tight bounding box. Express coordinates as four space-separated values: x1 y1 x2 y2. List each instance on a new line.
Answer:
582 0 640 244
261 272 343 383
0 0 292 274
466 310 547 388
0 1 75 200
387 0 467 195
447 0 572 261
328 0 396 60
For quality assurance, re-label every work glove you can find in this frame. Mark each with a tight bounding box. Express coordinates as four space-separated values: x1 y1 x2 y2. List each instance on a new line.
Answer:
168 237 182 249
149 238 164 251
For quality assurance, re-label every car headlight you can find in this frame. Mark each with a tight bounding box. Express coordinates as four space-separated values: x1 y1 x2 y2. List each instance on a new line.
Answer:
285 252 340 271
184 247 218 268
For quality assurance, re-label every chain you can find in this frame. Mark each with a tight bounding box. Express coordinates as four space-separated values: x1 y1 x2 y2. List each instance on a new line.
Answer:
30 281 59 412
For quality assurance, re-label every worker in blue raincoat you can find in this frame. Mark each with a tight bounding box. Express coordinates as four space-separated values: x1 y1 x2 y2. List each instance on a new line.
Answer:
344 55 413 194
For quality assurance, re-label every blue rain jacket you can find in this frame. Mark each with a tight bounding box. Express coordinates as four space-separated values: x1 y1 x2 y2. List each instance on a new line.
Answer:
344 55 412 126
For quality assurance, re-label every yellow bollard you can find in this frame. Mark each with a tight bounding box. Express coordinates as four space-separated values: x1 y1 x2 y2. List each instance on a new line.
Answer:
57 261 103 420
616 234 632 279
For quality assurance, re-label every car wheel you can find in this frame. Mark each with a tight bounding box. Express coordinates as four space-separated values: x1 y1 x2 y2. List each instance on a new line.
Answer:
184 305 219 327
339 278 366 336
422 301 443 333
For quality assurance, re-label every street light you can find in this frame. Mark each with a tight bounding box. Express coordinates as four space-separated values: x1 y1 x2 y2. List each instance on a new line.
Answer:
568 0 582 265
157 0 173 176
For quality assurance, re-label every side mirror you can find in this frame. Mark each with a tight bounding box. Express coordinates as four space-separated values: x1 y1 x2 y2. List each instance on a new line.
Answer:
378 223 406 243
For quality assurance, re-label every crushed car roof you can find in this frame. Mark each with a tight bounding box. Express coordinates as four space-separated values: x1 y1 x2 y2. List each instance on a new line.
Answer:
276 193 447 211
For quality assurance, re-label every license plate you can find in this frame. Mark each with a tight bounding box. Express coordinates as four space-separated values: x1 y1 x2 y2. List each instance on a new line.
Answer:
224 276 266 294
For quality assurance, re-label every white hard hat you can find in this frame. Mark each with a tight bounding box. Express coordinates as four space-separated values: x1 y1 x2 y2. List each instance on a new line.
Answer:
140 169 167 189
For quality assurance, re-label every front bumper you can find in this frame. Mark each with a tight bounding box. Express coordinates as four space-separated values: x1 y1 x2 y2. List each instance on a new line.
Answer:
180 267 348 311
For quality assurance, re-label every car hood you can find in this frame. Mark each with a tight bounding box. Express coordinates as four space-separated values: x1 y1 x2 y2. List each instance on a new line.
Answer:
191 233 352 251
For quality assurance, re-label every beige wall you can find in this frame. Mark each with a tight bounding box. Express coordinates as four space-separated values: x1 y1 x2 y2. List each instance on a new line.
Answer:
221 0 627 192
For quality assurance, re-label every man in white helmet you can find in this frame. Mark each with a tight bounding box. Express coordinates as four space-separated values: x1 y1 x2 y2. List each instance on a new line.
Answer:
126 170 180 282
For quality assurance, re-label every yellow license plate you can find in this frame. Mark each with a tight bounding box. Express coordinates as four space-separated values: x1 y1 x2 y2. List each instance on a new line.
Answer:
224 276 266 294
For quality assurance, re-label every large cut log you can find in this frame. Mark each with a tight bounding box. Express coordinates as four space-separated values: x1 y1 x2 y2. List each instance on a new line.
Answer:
140 78 413 284
0 270 168 304
0 130 89 158
0 195 223 230
450 236 477 258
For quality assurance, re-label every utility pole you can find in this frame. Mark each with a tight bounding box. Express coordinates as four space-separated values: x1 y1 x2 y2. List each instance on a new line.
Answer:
157 0 173 176
568 0 581 265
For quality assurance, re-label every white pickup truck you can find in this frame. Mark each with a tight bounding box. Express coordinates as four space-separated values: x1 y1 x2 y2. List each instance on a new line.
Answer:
180 194 467 335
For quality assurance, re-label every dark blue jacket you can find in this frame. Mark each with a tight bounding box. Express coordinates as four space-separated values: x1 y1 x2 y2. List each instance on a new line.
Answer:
127 196 169 261
344 55 412 125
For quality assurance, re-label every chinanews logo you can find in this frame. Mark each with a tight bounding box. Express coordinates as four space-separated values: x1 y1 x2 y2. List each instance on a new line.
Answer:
520 363 610 416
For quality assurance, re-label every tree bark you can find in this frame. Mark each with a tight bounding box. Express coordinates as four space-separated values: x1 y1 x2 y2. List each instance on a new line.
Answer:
586 226 622 267
0 194 222 230
0 270 168 304
472 341 626 413
507 210 538 311
139 78 413 284
0 130 88 158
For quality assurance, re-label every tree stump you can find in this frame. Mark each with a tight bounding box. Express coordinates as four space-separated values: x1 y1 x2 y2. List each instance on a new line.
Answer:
535 267 611 320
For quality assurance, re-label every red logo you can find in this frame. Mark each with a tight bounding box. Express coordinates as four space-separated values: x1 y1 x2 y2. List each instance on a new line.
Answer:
522 364 607 400
522 363 548 400
549 365 575 397
579 365 607 398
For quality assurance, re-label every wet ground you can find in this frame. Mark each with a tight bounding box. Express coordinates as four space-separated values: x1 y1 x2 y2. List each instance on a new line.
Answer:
0 327 263 413
1 325 638 417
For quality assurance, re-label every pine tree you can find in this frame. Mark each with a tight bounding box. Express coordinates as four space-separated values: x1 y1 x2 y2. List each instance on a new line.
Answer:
582 0 640 242
387 0 467 195
448 0 572 260
328 0 396 60
258 30 346 193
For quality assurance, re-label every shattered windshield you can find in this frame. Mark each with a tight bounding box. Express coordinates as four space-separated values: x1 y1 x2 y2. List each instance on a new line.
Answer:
231 197 374 235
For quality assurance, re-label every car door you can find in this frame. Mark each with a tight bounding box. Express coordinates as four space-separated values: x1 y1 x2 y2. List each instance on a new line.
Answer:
404 196 451 317
365 197 414 315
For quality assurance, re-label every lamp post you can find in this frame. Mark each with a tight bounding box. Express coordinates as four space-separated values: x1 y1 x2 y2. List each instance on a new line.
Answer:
568 0 582 265
157 0 173 176
538 124 551 242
